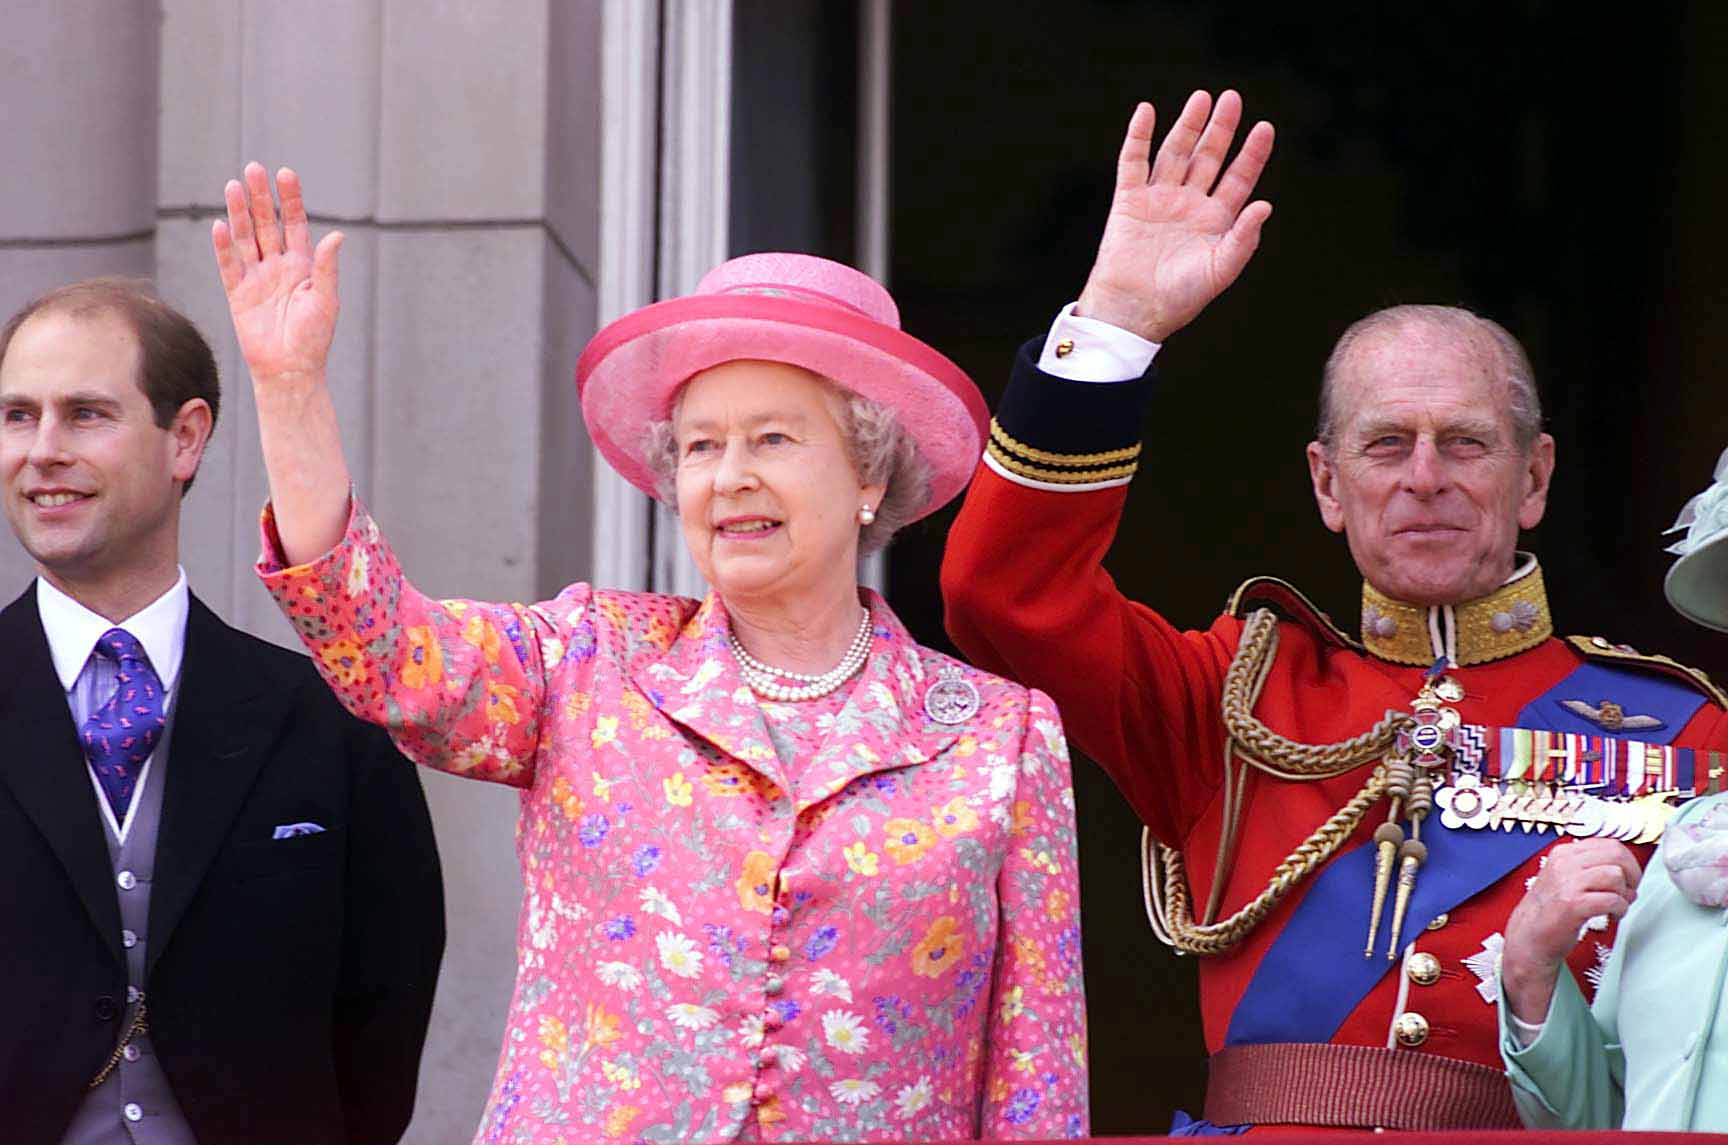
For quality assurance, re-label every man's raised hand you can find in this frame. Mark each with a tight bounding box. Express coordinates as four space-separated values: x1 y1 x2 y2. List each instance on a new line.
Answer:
1076 91 1275 344
212 164 343 386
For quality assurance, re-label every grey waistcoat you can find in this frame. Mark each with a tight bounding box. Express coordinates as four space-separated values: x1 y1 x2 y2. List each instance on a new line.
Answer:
59 727 196 1145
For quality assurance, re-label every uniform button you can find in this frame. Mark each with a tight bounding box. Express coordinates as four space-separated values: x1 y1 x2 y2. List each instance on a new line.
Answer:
1426 913 1449 932
121 929 138 949
1406 952 1442 986
126 985 142 1004
123 1044 141 1063
769 944 791 963
123 1103 143 1122
1393 1011 1430 1048
764 976 784 996
116 870 137 891
95 996 119 1021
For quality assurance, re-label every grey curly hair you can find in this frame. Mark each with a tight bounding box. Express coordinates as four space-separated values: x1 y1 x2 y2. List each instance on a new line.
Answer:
643 376 931 555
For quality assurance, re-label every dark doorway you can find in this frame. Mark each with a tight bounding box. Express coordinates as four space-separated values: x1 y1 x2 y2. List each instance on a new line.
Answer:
884 1 1728 1134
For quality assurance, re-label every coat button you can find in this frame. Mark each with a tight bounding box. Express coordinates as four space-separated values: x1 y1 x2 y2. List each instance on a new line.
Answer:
116 870 137 891
94 996 119 1021
123 1102 143 1122
1393 1011 1430 1047
126 985 142 1004
1425 913 1449 931
1406 952 1442 986
121 929 138 949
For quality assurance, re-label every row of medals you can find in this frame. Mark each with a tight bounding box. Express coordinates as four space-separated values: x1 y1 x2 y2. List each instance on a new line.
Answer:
1365 670 1677 960
1423 674 1679 843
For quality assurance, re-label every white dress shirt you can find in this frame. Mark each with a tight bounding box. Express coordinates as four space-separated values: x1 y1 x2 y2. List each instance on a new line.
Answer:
35 571 189 846
1037 302 1162 382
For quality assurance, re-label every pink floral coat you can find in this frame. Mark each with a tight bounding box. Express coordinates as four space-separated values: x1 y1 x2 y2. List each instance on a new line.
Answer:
258 502 1088 1143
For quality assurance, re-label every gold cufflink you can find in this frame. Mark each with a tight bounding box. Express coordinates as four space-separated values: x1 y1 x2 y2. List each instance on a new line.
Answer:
1054 339 1075 358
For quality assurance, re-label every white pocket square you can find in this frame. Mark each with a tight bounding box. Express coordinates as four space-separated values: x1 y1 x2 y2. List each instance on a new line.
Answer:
272 822 326 840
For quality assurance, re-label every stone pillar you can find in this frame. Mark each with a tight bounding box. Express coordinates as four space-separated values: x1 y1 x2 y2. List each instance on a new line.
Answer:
0 3 605 1137
0 0 160 592
152 1 603 1138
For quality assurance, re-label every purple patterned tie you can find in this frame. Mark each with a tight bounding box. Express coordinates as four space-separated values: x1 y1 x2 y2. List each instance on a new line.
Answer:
80 628 166 823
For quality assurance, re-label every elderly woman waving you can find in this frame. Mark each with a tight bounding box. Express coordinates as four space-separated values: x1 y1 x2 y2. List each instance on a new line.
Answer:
213 165 1087 1144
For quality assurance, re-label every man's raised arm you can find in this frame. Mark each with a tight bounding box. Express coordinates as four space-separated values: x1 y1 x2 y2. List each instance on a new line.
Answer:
941 91 1274 841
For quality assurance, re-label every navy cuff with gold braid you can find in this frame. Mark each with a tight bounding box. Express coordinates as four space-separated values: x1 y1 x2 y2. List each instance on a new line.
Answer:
982 337 1158 492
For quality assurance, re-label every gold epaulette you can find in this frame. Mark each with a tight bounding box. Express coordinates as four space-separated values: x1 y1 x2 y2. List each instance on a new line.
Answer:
1566 635 1728 710
1226 576 1364 653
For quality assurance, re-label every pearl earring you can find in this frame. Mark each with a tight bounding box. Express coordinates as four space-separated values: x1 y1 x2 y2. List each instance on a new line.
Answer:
857 504 876 526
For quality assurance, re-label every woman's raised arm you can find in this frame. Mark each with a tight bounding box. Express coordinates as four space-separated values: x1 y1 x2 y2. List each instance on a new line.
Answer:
213 162 352 564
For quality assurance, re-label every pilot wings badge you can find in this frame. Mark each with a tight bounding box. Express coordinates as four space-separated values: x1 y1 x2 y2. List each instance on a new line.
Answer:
1560 699 1666 732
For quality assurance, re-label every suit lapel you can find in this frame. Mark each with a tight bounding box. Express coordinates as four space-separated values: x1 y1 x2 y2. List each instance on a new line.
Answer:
148 597 282 976
0 585 125 966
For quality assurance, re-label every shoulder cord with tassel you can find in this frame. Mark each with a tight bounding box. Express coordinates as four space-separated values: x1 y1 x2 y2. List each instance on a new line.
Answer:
1145 608 1415 956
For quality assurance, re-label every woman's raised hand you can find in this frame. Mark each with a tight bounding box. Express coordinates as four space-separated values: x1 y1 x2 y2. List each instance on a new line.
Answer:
211 163 353 565
213 163 343 387
1077 91 1275 344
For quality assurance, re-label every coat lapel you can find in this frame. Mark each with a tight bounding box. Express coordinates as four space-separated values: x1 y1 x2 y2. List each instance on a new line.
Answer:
631 590 959 806
792 593 960 812
147 597 281 977
631 594 787 790
0 585 125 966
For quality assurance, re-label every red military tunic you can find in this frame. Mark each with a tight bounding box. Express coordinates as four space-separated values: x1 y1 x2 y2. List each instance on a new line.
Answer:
941 340 1728 1130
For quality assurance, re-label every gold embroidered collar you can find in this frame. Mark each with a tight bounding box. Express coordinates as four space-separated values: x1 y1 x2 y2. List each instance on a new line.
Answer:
1360 556 1552 667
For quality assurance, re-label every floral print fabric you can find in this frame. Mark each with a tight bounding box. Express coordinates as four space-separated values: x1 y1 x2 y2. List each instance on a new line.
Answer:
257 501 1088 1143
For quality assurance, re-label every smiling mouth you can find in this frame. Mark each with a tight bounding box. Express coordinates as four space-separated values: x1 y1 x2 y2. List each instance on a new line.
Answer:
29 492 91 509
716 518 782 538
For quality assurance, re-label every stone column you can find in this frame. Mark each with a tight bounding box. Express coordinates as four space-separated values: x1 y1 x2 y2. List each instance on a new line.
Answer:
152 2 602 1138
0 0 160 592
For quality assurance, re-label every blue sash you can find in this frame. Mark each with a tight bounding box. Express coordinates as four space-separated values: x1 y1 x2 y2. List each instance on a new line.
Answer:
1224 660 1706 1046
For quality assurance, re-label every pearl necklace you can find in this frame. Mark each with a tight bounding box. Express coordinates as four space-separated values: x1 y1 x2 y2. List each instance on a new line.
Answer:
728 609 873 701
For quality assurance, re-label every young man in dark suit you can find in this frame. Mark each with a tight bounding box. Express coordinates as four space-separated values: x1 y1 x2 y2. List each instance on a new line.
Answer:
0 278 445 1144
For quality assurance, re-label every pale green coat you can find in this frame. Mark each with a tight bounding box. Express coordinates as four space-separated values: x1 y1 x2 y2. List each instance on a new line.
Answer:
1498 794 1728 1131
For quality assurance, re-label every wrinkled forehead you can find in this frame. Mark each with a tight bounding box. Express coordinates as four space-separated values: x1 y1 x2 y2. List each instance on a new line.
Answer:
1330 326 1517 432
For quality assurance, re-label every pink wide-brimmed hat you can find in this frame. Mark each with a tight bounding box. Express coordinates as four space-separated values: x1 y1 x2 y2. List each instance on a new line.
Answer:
576 252 987 522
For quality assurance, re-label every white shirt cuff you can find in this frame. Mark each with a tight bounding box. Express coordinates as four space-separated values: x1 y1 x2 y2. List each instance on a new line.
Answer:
1507 1009 1546 1050
1037 303 1161 382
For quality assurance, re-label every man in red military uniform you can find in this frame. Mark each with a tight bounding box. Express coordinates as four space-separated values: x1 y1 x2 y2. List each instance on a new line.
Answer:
942 91 1728 1132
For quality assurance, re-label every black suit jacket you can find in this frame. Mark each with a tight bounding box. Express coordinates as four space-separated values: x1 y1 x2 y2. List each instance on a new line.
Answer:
0 586 445 1144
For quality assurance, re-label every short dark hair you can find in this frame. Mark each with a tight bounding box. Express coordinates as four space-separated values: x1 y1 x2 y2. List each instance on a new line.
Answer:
0 277 220 492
